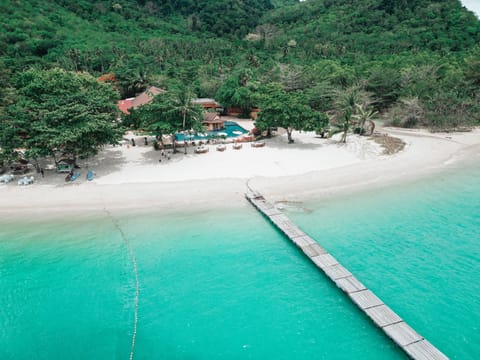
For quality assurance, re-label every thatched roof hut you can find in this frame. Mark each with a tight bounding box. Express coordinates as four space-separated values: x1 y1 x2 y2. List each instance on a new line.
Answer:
203 113 224 131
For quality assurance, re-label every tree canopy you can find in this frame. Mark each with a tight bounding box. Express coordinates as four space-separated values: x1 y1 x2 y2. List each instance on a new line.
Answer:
0 68 123 163
126 86 204 152
256 84 327 143
0 0 478 134
215 70 259 116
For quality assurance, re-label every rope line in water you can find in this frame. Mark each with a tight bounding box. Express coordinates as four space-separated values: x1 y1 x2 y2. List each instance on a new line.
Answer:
104 209 139 360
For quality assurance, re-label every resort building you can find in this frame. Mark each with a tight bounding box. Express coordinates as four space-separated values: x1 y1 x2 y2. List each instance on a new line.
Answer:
225 106 260 119
202 113 224 131
117 86 165 115
192 98 222 112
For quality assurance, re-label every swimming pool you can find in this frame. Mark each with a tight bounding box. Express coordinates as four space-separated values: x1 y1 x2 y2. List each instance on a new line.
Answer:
175 121 248 141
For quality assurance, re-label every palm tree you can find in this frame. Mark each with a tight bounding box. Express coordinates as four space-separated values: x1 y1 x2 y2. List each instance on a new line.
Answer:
126 86 204 155
170 87 204 154
331 85 372 142
353 103 378 135
340 108 352 143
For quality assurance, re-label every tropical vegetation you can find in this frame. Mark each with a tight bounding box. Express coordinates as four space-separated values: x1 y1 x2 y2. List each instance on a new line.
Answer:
0 68 122 167
126 87 204 153
0 0 479 163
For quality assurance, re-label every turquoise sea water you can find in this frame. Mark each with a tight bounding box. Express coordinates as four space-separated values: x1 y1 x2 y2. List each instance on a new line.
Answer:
289 160 480 359
0 158 478 359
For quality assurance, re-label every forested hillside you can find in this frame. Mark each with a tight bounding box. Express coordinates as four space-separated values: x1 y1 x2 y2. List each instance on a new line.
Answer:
1 0 479 128
265 0 480 57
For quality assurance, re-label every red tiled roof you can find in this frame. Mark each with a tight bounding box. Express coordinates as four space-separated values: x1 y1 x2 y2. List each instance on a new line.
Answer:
117 98 134 114
131 86 165 108
193 98 220 108
117 86 166 114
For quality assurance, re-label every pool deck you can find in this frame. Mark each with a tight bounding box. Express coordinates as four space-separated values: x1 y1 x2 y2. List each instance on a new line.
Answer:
245 189 449 360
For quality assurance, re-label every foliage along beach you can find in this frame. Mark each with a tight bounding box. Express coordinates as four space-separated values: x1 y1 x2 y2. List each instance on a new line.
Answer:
1 124 479 216
0 0 479 214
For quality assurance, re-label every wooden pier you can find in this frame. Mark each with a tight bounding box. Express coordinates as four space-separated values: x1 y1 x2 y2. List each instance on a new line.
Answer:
246 190 448 360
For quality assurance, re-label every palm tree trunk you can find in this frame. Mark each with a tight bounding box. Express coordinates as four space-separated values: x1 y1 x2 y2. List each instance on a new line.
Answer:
172 134 177 154
287 127 294 143
183 111 187 154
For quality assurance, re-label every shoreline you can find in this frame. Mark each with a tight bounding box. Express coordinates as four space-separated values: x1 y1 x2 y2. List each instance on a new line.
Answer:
1 126 479 218
253 139 480 204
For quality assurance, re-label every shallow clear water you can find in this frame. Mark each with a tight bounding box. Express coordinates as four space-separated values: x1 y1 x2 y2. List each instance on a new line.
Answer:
290 160 480 359
0 210 404 359
0 159 478 359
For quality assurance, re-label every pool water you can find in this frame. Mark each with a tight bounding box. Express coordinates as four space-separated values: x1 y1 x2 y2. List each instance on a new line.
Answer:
175 121 248 141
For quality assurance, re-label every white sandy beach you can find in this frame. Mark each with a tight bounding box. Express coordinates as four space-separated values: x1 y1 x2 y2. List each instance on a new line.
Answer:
1 122 479 215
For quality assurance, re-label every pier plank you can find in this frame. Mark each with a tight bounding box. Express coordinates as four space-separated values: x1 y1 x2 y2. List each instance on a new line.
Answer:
258 200 273 208
311 253 339 269
257 201 277 211
291 235 317 248
365 304 403 328
301 243 327 257
265 209 282 217
269 214 291 227
349 290 383 310
274 218 296 229
323 264 352 281
383 322 423 347
335 276 366 294
404 340 449 360
282 225 305 239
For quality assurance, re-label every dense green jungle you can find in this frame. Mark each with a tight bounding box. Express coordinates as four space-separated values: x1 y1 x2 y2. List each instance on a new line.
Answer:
0 0 479 156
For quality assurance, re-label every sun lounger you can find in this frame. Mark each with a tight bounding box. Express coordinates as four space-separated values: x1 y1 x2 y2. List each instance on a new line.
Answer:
194 146 209 154
0 174 14 183
251 141 266 147
17 176 34 185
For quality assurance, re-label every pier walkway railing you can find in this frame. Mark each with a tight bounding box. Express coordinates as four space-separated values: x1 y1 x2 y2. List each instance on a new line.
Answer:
246 190 448 360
